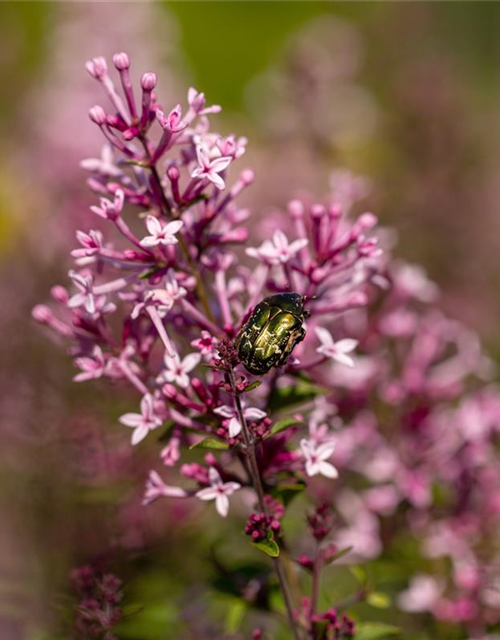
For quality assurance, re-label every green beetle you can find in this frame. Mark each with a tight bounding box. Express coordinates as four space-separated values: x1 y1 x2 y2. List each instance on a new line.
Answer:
234 293 308 375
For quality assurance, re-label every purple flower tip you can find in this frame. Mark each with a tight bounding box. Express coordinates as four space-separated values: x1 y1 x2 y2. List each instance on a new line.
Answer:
141 72 157 92
113 52 130 71
240 168 255 185
288 199 305 218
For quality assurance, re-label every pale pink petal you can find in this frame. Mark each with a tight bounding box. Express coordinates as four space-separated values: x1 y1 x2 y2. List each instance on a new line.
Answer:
208 172 225 190
196 487 219 501
145 215 162 236
337 339 359 353
196 146 209 168
215 494 229 517
208 467 222 485
140 236 159 248
244 408 266 421
316 441 337 459
273 230 288 250
223 482 241 495
315 327 335 349
164 220 184 236
210 156 231 172
318 461 339 478
228 417 242 438
119 413 143 428
214 406 235 419
334 352 355 368
288 238 309 254
181 353 201 373
131 425 149 445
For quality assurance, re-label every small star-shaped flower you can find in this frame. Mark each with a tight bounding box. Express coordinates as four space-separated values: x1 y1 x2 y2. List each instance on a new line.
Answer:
246 230 308 266
143 470 188 505
161 352 201 389
300 438 339 479
213 403 266 438
191 145 232 190
119 394 163 445
195 467 241 517
315 327 358 367
140 216 184 248
73 346 106 382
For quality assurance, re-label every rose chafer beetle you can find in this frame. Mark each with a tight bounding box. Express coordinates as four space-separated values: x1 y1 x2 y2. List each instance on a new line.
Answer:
234 292 308 375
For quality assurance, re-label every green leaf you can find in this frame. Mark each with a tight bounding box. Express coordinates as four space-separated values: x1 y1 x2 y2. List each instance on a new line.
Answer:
269 417 304 437
225 599 246 633
189 437 229 451
269 380 324 411
350 565 368 585
366 592 391 609
355 622 401 639
244 380 262 392
252 532 280 558
271 480 306 506
121 602 144 617
324 546 353 564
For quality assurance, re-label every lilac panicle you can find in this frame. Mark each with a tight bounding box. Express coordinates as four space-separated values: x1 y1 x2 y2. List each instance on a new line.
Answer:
34 51 500 637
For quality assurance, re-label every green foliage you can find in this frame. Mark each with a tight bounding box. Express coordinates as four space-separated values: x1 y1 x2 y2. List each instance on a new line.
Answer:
190 437 229 450
355 622 401 640
252 531 280 558
268 417 304 437
366 592 392 609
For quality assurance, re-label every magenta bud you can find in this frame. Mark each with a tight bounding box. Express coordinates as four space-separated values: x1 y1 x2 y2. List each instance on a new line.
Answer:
311 204 326 219
167 165 180 181
32 305 53 324
141 72 157 92
288 199 305 219
89 105 107 125
50 285 69 304
112 52 130 71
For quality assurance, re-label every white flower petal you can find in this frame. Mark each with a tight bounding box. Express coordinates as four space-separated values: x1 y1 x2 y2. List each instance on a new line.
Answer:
215 494 229 517
228 417 242 438
131 425 149 445
318 461 339 479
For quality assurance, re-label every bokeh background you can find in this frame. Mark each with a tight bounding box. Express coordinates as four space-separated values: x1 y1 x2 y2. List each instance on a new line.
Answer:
0 2 499 639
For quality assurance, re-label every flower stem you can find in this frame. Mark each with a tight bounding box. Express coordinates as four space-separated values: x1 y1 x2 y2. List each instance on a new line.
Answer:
228 366 303 640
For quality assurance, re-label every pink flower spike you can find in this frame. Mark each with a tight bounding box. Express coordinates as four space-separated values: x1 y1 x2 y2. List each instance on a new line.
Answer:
67 270 96 314
157 106 188 133
195 467 241 517
119 394 163 445
315 327 358 367
300 438 338 479
246 230 308 266
140 216 183 248
188 87 222 115
73 346 106 382
191 145 231 191
161 352 201 389
86 56 108 79
213 404 266 438
90 190 124 220
143 470 188 505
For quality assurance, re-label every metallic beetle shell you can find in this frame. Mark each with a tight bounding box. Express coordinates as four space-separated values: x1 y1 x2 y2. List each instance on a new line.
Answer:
234 293 307 375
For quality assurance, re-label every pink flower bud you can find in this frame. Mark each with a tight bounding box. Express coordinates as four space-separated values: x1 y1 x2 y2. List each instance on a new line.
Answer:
288 199 305 219
89 105 107 125
240 168 255 186
141 72 157 92
85 56 107 79
167 165 180 181
311 204 326 219
50 285 69 304
32 305 53 324
112 52 130 70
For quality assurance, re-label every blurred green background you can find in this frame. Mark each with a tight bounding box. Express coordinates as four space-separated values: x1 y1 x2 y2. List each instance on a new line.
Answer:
0 2 499 639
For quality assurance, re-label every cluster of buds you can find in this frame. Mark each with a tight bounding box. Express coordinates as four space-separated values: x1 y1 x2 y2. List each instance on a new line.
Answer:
70 564 123 640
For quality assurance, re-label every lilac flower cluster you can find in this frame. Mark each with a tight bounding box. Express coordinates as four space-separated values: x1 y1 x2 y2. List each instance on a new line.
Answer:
33 52 383 638
34 51 500 639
